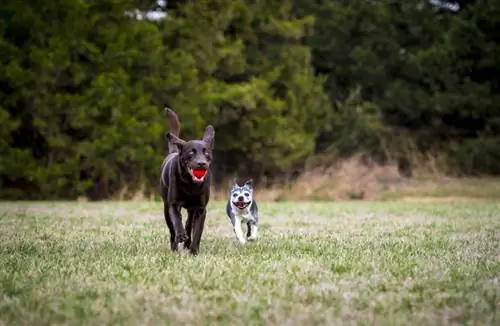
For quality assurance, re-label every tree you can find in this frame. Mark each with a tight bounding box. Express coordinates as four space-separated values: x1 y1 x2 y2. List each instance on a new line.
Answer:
164 0 331 183
0 0 169 199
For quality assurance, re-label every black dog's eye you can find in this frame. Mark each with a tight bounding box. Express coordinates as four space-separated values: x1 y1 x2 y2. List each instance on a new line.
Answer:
244 192 249 197
189 149 196 156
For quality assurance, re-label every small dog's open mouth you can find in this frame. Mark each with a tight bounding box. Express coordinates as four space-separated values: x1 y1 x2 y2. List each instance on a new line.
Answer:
233 201 250 209
189 168 207 183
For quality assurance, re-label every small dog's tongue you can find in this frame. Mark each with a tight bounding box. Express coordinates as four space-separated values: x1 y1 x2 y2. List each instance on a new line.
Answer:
193 169 207 178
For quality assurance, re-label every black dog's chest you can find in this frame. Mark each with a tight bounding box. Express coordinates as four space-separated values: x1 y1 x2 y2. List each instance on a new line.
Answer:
179 196 205 209
176 185 208 209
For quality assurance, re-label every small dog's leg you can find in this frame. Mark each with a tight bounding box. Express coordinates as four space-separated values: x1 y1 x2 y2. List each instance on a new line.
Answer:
184 210 194 249
163 202 177 251
233 217 246 244
189 208 207 255
168 204 188 244
248 223 258 241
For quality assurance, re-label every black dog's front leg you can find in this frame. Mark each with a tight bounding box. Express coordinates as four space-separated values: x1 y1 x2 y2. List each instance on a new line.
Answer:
168 204 188 244
163 202 177 251
184 211 193 249
189 208 207 255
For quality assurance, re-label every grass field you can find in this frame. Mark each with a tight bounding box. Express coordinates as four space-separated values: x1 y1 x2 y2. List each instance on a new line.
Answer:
1 201 499 326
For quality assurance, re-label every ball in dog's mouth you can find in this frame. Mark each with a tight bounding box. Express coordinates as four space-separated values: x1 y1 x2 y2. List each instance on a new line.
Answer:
188 168 207 183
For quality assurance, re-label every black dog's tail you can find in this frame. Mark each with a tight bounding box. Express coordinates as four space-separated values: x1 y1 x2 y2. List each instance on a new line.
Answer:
164 107 181 137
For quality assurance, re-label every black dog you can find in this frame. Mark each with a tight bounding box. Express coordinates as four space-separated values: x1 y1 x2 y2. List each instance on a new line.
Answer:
160 107 215 255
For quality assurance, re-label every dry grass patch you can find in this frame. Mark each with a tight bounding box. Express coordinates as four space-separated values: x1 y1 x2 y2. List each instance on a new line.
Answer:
209 156 500 202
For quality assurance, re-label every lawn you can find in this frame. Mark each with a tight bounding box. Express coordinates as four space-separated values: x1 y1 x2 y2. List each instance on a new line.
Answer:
0 201 499 326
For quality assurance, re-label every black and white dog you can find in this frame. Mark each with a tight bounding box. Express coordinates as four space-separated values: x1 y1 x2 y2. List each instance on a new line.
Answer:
226 180 259 244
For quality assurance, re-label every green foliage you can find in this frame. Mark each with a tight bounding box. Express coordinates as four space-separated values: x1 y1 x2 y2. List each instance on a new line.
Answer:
166 0 330 180
0 0 166 199
303 0 500 172
448 137 500 175
0 0 499 199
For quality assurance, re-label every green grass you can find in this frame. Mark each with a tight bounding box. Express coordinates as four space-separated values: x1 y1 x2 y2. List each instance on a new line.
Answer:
0 201 499 326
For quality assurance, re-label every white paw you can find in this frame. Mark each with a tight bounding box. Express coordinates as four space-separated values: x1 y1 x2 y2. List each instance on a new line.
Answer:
248 225 258 242
234 226 246 244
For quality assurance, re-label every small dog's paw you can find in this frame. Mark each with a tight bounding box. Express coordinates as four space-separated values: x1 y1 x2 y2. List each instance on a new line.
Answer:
247 236 257 242
175 231 188 244
238 238 247 245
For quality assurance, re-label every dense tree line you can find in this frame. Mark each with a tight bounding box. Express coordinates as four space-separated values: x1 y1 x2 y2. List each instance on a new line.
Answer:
1 0 498 200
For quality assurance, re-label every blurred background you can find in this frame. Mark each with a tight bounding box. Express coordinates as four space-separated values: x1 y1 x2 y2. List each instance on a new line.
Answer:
1 0 499 201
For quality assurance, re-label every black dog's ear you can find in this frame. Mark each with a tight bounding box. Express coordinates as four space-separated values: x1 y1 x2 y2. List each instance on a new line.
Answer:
203 125 215 148
244 179 253 188
166 132 186 149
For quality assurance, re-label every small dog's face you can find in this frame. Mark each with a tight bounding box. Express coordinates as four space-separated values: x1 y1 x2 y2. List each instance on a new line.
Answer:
230 180 253 209
167 126 215 183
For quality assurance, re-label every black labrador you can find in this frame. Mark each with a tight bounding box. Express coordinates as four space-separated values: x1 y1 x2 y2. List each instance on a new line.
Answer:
160 107 215 255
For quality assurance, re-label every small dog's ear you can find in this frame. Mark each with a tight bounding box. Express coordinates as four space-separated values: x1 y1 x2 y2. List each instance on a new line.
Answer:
244 179 253 188
203 125 215 148
166 132 186 149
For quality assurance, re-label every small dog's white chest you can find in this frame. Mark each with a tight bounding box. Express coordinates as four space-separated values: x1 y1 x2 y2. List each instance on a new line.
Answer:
240 214 255 224
233 210 255 223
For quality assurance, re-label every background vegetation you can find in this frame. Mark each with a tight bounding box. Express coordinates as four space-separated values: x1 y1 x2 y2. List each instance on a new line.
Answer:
1 0 499 200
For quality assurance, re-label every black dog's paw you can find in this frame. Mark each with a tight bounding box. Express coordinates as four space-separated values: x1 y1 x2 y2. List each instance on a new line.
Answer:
170 241 179 252
175 230 188 244
183 237 191 249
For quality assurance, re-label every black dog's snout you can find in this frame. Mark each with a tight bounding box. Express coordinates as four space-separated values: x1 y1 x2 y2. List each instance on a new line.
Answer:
196 161 208 169
238 196 244 201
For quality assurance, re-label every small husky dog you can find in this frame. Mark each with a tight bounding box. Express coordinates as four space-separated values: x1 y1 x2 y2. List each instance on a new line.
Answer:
226 179 259 244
